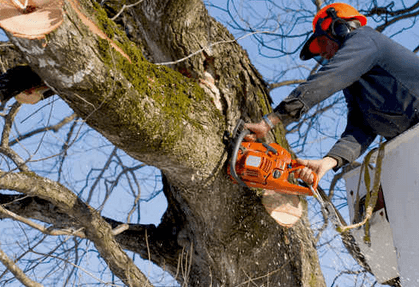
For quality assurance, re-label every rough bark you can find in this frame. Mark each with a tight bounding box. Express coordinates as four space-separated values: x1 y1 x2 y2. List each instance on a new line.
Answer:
0 0 325 286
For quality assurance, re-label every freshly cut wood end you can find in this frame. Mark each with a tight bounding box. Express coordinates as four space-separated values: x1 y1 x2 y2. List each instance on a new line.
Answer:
0 0 64 39
15 84 49 104
262 189 303 227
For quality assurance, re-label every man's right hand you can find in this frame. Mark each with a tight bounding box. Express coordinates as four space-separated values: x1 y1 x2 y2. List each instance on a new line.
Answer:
294 157 338 184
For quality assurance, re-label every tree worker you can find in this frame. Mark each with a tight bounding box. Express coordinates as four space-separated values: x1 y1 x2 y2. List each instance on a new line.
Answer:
245 2 419 184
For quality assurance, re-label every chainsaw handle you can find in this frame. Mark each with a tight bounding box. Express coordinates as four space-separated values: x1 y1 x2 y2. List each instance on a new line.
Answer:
289 161 319 191
230 128 251 188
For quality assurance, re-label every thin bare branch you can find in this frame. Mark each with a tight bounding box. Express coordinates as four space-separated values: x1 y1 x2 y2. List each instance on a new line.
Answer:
268 79 306 92
29 248 121 286
86 146 118 204
111 0 144 21
314 0 323 11
0 244 43 287
9 114 77 146
0 203 86 237
155 31 278 66
0 102 29 171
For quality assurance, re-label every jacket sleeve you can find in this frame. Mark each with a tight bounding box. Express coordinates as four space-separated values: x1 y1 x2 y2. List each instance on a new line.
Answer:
274 27 380 124
326 94 377 169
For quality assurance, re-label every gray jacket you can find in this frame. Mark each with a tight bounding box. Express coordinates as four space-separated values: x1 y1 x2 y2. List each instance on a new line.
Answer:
274 26 419 169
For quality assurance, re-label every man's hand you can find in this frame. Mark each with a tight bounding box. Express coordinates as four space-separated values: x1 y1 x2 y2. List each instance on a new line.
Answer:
244 121 270 141
294 157 338 184
245 113 281 141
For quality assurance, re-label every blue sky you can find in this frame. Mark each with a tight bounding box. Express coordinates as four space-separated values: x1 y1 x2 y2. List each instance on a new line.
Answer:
1 0 418 285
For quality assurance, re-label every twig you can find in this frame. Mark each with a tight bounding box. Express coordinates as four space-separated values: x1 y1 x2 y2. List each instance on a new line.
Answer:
0 102 29 172
155 31 277 66
10 114 77 146
111 0 144 21
57 116 79 182
30 249 121 286
0 244 43 287
0 233 47 281
86 146 118 204
1 102 20 147
112 224 129 235
126 170 142 223
0 204 86 237
330 269 366 287
329 162 362 200
235 254 296 286
268 79 306 92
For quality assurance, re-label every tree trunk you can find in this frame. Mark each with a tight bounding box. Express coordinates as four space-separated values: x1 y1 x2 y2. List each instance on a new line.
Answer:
1 0 325 285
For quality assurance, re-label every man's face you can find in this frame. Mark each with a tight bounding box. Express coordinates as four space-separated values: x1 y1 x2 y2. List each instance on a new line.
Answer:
316 35 340 59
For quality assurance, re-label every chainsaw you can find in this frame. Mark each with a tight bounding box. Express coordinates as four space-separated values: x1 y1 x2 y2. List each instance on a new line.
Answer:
225 119 345 228
225 119 318 196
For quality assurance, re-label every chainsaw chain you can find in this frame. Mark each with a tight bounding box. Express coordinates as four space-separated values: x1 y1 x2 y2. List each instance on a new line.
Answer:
310 186 345 229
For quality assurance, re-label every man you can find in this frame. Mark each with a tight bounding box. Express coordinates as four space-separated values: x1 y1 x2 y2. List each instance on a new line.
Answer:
246 2 419 184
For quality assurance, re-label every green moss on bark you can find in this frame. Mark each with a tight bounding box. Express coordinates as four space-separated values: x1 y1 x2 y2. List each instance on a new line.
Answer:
81 1 221 154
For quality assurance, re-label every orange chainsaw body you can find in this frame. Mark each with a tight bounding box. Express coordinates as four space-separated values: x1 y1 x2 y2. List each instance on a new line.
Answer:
228 141 317 196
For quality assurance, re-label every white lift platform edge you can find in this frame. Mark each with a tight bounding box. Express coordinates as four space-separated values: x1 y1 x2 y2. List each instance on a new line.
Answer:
343 123 419 286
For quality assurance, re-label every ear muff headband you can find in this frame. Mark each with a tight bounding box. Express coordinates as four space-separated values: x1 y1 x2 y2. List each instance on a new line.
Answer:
324 7 351 41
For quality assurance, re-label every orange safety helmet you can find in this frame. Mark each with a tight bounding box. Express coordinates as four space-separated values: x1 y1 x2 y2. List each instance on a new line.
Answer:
300 3 367 61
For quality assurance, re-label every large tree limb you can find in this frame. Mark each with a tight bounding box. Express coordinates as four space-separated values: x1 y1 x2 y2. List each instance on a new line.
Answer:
0 172 152 287
0 43 27 72
5 0 225 189
0 190 185 275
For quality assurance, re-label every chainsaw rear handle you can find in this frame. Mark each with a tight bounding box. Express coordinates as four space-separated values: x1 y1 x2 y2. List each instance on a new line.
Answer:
230 128 250 188
275 162 319 196
289 160 319 191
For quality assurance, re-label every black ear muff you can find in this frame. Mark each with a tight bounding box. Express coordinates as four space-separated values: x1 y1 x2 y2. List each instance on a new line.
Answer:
331 20 351 40
326 7 352 41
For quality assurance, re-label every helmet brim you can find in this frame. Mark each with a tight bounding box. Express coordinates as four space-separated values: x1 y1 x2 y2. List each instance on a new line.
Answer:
300 33 321 61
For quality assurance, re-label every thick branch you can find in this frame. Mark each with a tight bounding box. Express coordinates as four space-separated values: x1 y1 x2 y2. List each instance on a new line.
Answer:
6 0 227 189
0 43 27 72
0 192 183 276
0 172 152 287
